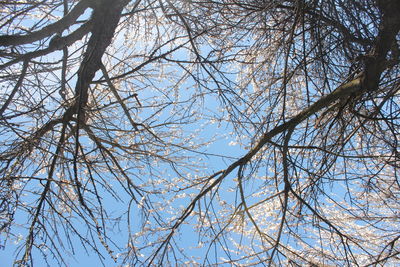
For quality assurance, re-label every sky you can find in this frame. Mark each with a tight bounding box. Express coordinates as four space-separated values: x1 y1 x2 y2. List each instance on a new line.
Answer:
2 1 400 266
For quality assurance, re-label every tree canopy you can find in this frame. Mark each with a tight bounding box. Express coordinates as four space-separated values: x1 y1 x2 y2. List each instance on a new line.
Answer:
1 0 400 266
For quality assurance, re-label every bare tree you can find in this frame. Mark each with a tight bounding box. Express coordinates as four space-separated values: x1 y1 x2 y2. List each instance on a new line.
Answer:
1 0 399 266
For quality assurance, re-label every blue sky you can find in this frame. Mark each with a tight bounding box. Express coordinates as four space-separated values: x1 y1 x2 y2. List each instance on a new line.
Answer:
2 1 400 266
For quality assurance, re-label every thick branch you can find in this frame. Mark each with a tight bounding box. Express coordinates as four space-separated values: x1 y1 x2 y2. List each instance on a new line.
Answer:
72 0 130 113
0 21 93 70
0 0 94 47
245 0 400 166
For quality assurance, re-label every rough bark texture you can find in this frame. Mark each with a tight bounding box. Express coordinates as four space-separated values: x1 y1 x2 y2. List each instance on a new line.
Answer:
72 0 130 115
361 0 400 92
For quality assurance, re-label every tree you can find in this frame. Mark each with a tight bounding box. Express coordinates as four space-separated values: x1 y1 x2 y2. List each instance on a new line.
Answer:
1 0 399 266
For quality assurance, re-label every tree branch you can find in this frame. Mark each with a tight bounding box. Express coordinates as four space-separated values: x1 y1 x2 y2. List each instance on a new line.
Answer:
0 0 95 47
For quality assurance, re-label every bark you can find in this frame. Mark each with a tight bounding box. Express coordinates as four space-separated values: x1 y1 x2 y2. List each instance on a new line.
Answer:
0 0 95 47
71 0 130 115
